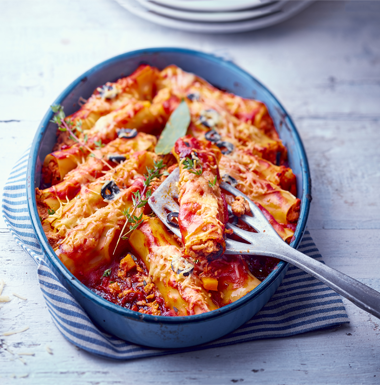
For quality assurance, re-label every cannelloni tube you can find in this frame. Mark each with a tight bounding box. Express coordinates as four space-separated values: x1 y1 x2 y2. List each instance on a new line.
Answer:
156 65 279 140
173 136 228 259
187 101 286 165
219 156 300 226
55 180 144 276
46 151 157 242
128 217 218 316
43 101 161 185
205 255 261 306
228 151 297 196
54 65 160 151
39 133 157 210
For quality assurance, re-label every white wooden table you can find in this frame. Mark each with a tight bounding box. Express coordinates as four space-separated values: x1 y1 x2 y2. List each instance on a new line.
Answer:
1 0 379 383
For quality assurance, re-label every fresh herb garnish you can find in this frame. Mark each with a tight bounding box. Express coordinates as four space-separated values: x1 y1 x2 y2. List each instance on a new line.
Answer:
113 160 166 253
94 139 104 149
47 208 56 215
102 268 112 277
183 157 203 176
155 101 191 155
50 105 112 171
208 175 217 188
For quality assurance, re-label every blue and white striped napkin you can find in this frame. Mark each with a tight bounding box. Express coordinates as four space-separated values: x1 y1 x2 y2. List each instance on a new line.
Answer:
1 148 348 360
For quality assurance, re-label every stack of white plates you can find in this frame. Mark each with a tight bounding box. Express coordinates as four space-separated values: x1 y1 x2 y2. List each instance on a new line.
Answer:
114 0 314 33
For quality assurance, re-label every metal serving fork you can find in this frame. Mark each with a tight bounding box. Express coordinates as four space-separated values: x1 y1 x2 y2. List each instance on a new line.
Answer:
148 168 380 319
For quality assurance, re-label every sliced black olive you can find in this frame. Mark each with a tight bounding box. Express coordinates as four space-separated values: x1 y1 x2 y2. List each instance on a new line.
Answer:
216 141 234 155
166 212 179 228
207 244 224 261
205 130 221 143
117 128 138 139
107 154 126 163
101 181 120 201
199 117 211 128
222 174 238 187
171 256 194 277
199 109 220 128
97 85 118 99
187 92 200 101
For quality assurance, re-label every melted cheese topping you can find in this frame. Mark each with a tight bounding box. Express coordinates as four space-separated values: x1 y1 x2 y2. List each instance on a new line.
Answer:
173 137 227 259
38 64 301 316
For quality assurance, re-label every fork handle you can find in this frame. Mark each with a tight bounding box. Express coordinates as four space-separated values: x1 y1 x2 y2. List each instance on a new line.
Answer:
270 245 380 319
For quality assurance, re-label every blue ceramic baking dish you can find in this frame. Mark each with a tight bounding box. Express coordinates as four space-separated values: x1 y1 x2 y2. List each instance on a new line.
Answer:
27 47 311 348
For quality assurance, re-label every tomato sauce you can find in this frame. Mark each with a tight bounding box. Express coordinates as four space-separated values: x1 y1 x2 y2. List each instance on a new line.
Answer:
79 255 172 316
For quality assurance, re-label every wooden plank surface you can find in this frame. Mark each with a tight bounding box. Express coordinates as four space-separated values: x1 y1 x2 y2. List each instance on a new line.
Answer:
0 0 379 383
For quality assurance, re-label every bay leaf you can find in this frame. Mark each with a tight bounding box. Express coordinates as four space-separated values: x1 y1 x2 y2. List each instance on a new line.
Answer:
155 100 191 155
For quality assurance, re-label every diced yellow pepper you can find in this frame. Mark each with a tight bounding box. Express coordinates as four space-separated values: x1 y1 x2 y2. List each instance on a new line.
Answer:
120 254 136 273
109 282 121 294
201 277 219 291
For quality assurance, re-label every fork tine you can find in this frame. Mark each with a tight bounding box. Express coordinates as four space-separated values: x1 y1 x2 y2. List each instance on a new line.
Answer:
226 223 259 243
224 239 261 255
148 168 181 237
221 182 277 236
149 169 281 255
221 182 265 219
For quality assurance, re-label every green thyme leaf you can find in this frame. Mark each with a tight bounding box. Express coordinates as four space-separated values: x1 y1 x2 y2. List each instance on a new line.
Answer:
51 105 61 113
69 135 78 142
102 268 112 277
208 175 217 188
47 208 55 215
58 109 65 121
94 139 104 149
155 100 191 155
183 157 203 176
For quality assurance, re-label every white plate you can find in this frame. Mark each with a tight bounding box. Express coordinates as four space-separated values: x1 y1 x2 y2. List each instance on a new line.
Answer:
148 0 277 12
136 0 287 23
114 0 314 34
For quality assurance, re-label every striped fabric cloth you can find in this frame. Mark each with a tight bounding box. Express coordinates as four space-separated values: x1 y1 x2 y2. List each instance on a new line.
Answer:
1 148 349 360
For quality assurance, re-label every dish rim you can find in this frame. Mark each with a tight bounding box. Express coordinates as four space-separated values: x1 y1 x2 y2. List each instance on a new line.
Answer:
26 47 311 325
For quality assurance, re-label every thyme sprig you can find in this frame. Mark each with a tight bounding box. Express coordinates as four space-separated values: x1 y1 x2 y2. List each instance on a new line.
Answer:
182 157 203 176
50 105 112 170
208 175 217 188
113 160 166 254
